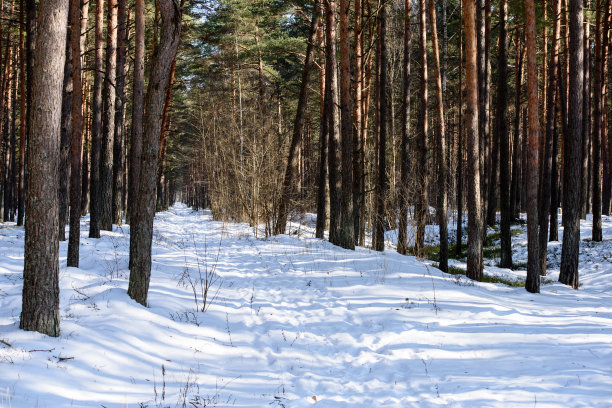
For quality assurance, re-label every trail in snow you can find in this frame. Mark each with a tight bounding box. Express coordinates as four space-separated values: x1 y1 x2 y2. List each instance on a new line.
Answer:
0 204 611 407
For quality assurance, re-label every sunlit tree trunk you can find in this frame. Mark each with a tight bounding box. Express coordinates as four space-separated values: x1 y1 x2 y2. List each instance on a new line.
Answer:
20 0 68 337
128 0 181 306
559 0 584 289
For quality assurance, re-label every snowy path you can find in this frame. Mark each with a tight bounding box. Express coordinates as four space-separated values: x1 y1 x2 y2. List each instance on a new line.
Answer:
1 204 612 407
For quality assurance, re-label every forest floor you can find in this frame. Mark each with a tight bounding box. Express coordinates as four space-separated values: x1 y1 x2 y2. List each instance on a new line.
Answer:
1 204 612 407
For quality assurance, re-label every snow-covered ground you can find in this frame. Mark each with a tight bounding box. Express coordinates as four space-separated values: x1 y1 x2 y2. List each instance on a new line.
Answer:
1 204 612 407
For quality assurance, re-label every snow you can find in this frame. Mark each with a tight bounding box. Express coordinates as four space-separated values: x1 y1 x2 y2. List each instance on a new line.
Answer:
1 203 612 407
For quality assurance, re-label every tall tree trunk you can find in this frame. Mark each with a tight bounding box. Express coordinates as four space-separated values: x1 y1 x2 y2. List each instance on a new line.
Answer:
315 10 328 240
100 0 117 231
415 0 428 257
510 31 523 219
325 0 341 246
477 0 491 229
398 0 412 256
58 28 72 241
128 0 144 225
581 3 592 219
429 0 448 271
550 100 560 241
525 0 541 293
127 0 181 306
112 0 126 225
456 0 464 257
24 0 34 201
559 0 584 288
338 0 354 249
539 0 561 275
67 0 84 267
465 0 483 281
17 0 25 226
592 0 605 241
20 0 68 337
548 0 562 245
89 0 103 238
276 3 320 235
497 0 512 268
602 2 611 215
374 2 387 252
352 0 362 243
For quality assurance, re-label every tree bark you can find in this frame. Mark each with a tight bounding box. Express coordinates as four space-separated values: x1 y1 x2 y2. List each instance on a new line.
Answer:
465 0 483 281
58 27 72 241
559 0 584 289
100 0 117 231
89 0 103 238
17 0 25 226
581 5 592 219
324 0 341 246
415 0 428 257
20 0 68 337
525 0 541 293
352 0 362 244
429 0 448 271
510 31 523 219
315 9 328 240
128 0 181 306
338 0 354 249
67 0 84 267
497 0 512 268
398 0 412 256
128 0 144 225
374 2 387 253
538 0 561 276
456 0 464 257
112 0 127 225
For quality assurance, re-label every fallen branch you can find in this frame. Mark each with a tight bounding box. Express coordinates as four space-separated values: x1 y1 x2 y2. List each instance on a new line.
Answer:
0 339 12 348
28 348 54 353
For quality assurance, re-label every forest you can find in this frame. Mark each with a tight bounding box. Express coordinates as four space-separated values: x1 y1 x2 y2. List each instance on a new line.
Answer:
1 0 612 406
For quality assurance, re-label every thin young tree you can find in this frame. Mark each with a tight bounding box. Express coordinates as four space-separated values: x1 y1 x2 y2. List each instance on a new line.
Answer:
276 2 321 235
539 0 561 274
559 0 584 288
20 0 69 336
581 2 591 220
465 0 483 281
415 0 428 257
398 0 412 256
128 0 144 225
324 0 342 246
591 0 607 242
127 0 182 305
17 0 25 227
373 2 387 252
338 0 354 250
429 0 448 271
353 0 363 243
497 0 512 268
89 0 104 238
58 26 72 241
100 0 117 231
67 0 84 267
112 0 127 225
315 5 328 240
